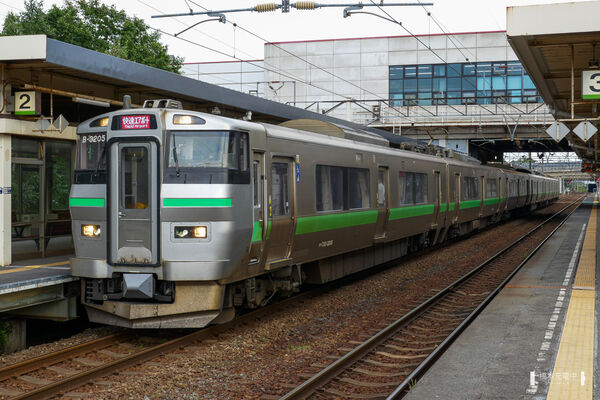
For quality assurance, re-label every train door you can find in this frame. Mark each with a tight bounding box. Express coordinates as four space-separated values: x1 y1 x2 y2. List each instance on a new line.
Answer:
479 175 485 216
497 177 503 213
374 166 389 241
432 170 441 225
109 141 159 265
453 172 461 223
249 152 266 264
266 157 295 263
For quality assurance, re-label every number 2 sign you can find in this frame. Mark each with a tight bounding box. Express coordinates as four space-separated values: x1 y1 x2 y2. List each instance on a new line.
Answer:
15 91 39 115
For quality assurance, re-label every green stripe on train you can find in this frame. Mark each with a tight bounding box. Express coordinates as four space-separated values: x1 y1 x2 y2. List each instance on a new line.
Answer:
296 210 378 235
252 221 272 242
69 197 105 207
484 197 499 206
389 204 435 220
459 199 481 210
162 198 232 207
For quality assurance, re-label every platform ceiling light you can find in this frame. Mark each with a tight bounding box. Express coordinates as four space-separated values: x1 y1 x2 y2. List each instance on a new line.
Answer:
73 97 110 108
81 224 101 238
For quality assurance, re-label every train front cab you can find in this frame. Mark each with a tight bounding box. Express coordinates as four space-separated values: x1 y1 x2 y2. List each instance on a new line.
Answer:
71 109 257 328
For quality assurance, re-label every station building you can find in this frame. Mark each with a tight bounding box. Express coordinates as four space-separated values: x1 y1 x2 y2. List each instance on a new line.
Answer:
185 30 562 160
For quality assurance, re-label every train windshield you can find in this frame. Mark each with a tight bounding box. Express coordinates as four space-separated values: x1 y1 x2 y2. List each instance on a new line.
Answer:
165 130 249 184
74 132 107 184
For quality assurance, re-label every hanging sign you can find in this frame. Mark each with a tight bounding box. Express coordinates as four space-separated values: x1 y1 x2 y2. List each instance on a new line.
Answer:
582 70 600 100
545 122 570 142
14 91 40 115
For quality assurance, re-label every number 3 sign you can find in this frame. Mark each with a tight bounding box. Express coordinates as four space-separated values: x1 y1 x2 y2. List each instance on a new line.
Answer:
15 91 39 115
582 70 600 100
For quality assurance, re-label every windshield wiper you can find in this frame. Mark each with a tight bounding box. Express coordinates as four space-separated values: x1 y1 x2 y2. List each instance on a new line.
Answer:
172 135 181 177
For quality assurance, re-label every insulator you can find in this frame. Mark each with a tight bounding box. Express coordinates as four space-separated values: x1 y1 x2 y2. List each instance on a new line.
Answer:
255 3 277 12
295 1 315 10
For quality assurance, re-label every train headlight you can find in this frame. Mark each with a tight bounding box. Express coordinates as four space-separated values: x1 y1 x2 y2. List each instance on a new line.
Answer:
174 226 208 239
81 224 101 237
173 114 206 125
192 226 207 238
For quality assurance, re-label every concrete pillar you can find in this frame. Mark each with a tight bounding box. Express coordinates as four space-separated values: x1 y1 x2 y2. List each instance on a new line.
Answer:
0 134 10 266
0 319 26 354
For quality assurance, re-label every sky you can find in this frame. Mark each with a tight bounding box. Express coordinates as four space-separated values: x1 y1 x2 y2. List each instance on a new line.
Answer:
0 0 590 64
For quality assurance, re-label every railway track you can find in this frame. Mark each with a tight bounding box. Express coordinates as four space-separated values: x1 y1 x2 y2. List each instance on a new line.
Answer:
0 260 393 399
280 197 583 400
0 199 579 400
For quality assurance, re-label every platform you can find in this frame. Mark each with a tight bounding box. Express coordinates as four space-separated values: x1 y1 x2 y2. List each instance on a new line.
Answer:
0 254 78 321
405 195 598 400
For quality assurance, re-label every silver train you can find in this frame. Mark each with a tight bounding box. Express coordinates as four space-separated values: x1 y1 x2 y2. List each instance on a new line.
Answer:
70 100 559 328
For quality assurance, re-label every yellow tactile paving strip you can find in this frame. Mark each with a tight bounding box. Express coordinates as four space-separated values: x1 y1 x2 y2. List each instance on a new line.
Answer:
573 206 597 290
547 202 596 400
546 290 595 399
0 260 69 275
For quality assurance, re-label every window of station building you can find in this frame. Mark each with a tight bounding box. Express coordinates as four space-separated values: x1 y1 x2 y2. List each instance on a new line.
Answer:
398 172 428 205
389 60 541 106
485 179 498 198
462 176 480 201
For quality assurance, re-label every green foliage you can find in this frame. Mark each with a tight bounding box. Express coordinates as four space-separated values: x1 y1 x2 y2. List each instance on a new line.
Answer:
2 0 183 73
0 321 12 347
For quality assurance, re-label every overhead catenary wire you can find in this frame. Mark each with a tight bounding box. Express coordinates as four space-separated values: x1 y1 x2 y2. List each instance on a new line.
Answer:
150 2 431 18
139 0 383 110
179 0 427 120
150 26 373 104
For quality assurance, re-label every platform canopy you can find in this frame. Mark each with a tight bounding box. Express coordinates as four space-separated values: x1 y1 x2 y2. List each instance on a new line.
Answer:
0 34 414 145
507 1 600 169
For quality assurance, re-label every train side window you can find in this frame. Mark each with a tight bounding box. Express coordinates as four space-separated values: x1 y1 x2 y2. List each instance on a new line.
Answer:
462 176 479 200
377 169 386 207
399 172 428 204
348 168 370 209
486 179 498 197
398 172 413 205
253 160 261 208
316 165 343 212
414 173 428 203
271 162 289 216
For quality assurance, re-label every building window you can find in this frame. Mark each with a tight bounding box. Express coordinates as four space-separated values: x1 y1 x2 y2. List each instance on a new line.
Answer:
389 60 541 106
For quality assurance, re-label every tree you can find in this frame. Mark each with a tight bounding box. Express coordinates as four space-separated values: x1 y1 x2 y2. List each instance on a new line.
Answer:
2 0 183 73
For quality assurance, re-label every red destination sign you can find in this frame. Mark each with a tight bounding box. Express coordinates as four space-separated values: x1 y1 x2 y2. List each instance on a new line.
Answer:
121 115 151 130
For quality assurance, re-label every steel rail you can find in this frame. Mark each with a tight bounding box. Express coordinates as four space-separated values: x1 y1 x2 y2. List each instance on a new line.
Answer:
386 197 582 399
0 333 127 381
280 197 582 400
8 252 400 400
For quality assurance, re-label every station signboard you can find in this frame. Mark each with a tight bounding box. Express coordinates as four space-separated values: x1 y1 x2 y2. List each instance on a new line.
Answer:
14 91 40 115
582 70 600 100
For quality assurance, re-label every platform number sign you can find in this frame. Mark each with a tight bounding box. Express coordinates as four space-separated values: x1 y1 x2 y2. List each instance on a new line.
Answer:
582 70 600 100
14 91 38 115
